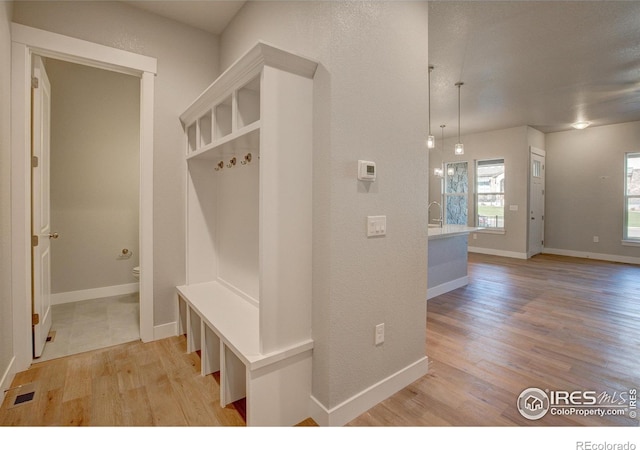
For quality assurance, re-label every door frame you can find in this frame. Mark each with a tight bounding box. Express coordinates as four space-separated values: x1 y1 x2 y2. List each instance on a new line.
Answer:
11 23 157 371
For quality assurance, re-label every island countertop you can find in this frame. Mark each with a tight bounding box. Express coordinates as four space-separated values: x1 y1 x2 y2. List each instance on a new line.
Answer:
428 224 482 240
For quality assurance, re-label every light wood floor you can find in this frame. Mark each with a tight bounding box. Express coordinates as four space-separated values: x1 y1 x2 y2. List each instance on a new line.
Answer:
1 253 638 426
350 253 640 426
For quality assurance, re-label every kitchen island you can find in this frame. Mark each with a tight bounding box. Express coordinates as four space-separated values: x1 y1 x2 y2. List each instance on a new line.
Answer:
427 224 481 300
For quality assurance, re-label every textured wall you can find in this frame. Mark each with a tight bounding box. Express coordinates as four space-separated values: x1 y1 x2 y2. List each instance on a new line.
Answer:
546 121 640 259
47 59 140 294
13 1 219 325
220 1 429 411
0 0 14 395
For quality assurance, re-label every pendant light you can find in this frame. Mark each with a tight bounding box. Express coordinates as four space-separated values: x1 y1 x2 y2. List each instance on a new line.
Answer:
454 82 464 155
433 125 446 178
434 124 445 177
427 65 435 149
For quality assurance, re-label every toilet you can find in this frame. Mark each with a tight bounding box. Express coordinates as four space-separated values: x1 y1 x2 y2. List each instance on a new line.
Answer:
133 266 140 280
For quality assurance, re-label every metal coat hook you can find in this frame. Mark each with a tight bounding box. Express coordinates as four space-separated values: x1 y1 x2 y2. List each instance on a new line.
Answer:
215 161 224 171
241 153 252 165
227 157 237 168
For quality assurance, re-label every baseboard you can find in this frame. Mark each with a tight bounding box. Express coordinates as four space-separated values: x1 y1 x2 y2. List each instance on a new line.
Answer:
309 356 429 426
427 276 468 300
51 282 140 305
468 246 528 259
154 321 178 341
543 248 640 265
0 356 16 406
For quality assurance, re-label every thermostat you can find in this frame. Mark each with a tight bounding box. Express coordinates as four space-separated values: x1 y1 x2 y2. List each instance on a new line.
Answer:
358 160 376 181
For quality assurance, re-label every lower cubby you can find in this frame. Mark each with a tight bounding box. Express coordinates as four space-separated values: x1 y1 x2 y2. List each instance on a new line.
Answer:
177 283 313 426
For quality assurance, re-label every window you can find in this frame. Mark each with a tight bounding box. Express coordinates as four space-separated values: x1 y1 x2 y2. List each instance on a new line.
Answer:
444 161 468 225
476 159 505 229
625 152 640 241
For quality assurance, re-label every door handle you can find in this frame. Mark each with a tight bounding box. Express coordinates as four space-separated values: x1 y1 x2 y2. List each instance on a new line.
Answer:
48 232 59 239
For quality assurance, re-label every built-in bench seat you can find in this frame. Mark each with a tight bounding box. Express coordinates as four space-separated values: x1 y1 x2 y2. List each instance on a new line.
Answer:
176 282 313 426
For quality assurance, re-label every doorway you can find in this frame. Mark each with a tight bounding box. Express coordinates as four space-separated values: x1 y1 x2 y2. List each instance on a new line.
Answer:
11 23 156 372
528 147 546 257
36 58 141 361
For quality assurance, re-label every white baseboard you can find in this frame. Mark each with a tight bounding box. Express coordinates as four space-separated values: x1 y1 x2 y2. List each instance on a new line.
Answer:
468 246 528 259
427 276 468 300
153 321 178 341
51 282 140 305
543 248 640 265
0 356 16 406
309 356 429 426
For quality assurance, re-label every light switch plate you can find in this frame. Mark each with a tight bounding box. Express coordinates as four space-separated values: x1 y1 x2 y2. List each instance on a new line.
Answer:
367 215 386 237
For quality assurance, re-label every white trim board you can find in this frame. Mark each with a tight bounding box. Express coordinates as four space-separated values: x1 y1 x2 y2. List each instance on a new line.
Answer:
427 276 469 300
468 246 528 260
153 321 178 341
309 356 429 426
11 23 156 75
0 356 16 406
51 283 140 305
543 248 640 265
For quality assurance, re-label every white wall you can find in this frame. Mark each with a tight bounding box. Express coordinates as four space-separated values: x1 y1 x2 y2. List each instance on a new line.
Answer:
0 0 14 398
220 1 429 414
13 1 219 325
47 59 140 295
430 125 543 257
545 121 640 262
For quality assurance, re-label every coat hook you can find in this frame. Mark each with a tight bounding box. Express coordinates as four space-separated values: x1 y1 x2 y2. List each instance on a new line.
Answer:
227 157 237 168
241 153 252 165
215 160 224 171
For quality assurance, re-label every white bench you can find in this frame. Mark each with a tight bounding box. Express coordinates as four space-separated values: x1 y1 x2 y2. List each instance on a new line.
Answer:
177 281 313 426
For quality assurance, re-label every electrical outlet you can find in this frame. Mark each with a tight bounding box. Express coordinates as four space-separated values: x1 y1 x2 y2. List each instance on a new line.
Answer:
593 236 599 243
375 323 385 346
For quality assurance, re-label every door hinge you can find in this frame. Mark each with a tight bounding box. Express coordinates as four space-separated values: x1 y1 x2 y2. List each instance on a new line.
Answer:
31 76 39 89
32 313 40 326
31 156 39 168
32 235 39 247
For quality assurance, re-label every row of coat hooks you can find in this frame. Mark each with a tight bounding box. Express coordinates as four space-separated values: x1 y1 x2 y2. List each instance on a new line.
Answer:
214 153 254 171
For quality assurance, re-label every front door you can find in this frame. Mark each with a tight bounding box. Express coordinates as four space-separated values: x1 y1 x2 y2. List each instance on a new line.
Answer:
528 147 546 257
32 55 55 358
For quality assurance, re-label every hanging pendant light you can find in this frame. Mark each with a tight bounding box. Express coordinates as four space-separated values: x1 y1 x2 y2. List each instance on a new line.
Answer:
427 65 435 149
434 124 445 177
454 82 464 155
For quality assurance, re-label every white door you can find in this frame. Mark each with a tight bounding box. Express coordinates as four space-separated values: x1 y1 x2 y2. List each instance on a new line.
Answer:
528 147 546 257
32 55 55 358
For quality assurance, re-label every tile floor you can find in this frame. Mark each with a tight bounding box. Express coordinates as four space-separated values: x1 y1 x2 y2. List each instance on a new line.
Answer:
37 292 140 362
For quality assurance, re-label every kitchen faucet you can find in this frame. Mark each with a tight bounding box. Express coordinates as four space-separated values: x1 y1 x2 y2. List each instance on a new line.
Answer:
428 201 443 228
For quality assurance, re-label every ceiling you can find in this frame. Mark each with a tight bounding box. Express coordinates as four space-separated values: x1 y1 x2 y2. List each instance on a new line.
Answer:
123 1 640 138
429 1 640 137
122 1 246 35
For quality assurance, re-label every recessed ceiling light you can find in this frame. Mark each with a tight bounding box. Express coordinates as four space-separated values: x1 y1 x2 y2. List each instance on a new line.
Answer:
571 121 591 130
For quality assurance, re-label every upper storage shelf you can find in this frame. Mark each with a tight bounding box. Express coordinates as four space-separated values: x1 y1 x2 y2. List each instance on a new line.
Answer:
181 41 318 160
